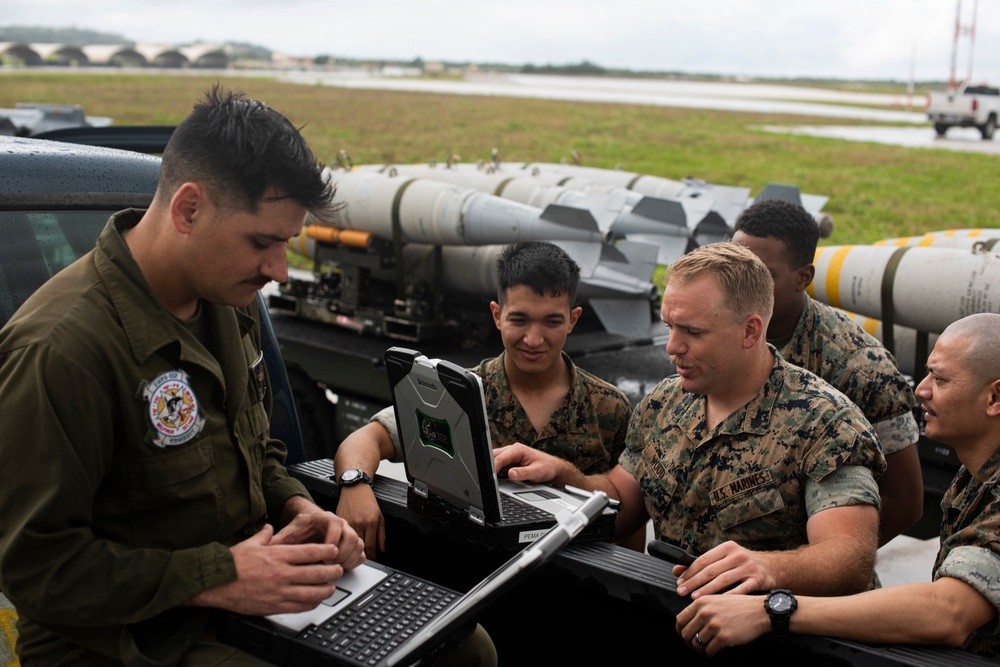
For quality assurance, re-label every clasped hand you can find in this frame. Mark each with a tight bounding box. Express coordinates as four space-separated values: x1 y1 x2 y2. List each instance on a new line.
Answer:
191 508 365 616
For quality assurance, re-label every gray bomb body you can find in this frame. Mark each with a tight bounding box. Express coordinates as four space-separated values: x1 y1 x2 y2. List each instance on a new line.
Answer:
355 163 697 264
326 169 608 247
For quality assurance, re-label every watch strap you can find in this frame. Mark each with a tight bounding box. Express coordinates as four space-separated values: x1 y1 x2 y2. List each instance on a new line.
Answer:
338 469 373 487
765 589 796 636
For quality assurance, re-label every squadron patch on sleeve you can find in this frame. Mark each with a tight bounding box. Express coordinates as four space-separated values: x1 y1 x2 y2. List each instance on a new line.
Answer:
142 370 206 448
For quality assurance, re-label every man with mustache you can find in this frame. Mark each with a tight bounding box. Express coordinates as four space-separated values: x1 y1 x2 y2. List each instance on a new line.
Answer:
676 313 1000 660
0 86 493 666
494 242 886 610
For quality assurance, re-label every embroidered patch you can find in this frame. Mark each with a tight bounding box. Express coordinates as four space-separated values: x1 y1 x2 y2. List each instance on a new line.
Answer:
142 370 206 448
710 469 775 505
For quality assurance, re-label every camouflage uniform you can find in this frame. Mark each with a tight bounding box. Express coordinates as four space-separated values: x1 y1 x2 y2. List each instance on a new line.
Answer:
934 447 1000 659
375 351 631 474
777 295 918 455
620 347 886 556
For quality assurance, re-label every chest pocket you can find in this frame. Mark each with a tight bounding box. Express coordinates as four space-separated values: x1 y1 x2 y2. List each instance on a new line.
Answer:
710 469 785 531
122 438 221 548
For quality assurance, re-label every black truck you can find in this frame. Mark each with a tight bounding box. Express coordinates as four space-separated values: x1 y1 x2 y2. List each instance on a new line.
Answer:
0 131 985 666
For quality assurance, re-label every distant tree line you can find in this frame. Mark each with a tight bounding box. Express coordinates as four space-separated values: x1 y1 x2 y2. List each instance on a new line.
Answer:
0 25 129 45
1 25 949 87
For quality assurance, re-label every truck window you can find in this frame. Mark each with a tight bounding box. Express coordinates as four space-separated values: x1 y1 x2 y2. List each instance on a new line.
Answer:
965 85 1000 96
0 210 109 326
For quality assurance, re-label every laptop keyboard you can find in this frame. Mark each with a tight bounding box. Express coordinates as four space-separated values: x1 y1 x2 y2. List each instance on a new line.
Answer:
299 572 459 665
500 494 552 523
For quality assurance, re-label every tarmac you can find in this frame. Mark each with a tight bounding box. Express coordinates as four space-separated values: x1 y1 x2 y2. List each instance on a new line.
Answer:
275 69 999 155
758 123 1000 155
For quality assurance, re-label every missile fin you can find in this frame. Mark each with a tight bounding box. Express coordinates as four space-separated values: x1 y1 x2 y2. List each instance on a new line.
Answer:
693 211 732 246
624 234 691 265
756 183 803 206
628 197 687 226
800 193 829 214
588 298 654 339
551 241 603 277
538 203 603 233
599 240 659 282
598 243 629 264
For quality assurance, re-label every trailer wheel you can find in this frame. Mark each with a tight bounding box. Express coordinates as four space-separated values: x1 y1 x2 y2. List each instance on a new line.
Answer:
934 123 949 137
288 368 338 461
981 115 996 140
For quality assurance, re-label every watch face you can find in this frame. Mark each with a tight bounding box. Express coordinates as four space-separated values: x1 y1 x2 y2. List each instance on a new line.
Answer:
770 593 793 613
341 470 360 483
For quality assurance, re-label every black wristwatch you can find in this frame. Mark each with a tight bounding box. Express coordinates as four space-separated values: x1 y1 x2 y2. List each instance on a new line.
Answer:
337 469 373 488
764 589 797 636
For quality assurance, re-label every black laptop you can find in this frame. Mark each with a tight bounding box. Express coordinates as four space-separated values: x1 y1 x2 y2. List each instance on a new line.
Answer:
217 489 609 666
384 346 618 550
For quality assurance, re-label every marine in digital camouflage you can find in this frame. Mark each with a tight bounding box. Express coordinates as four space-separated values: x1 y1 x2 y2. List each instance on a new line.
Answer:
620 346 885 556
477 352 631 474
933 446 1000 660
777 295 918 455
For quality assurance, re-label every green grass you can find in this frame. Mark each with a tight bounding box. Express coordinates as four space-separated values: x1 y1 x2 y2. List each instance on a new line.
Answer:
2 71 996 247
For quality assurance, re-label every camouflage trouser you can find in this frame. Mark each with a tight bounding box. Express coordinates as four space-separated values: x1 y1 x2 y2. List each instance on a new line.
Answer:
1 592 19 667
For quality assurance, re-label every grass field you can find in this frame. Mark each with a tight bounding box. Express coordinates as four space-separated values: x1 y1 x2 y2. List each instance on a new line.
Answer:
2 71 997 247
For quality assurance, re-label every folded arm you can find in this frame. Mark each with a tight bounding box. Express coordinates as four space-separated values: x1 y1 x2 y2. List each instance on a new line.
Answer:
675 503 879 598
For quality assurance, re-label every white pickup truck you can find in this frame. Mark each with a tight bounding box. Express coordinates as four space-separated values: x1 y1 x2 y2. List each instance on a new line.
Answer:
926 83 1000 140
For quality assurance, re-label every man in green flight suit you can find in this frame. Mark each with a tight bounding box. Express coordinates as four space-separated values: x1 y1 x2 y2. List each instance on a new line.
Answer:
0 86 493 666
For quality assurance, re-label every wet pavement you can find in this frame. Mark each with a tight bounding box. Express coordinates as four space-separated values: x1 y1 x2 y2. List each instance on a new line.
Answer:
759 123 1000 155
278 70 998 155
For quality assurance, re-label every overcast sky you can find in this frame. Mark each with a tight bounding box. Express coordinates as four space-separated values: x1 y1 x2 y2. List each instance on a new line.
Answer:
6 0 999 83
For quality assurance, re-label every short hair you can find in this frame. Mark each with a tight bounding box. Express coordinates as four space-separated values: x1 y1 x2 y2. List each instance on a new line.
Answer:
495 242 580 307
666 242 774 323
940 313 1000 387
158 84 335 222
734 198 819 270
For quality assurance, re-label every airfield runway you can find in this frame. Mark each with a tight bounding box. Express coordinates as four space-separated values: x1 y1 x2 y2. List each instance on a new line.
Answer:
279 69 999 155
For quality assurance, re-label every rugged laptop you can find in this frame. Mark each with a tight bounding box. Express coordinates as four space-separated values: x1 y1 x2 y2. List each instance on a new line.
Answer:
217 490 610 667
384 346 618 550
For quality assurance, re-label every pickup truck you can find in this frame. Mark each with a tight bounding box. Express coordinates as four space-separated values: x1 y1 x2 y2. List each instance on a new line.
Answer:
926 83 1000 139
2 131 989 667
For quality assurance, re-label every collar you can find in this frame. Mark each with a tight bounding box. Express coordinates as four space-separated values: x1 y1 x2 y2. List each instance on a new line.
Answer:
679 345 785 447
93 211 254 367
771 294 815 353
971 447 1000 486
484 351 587 435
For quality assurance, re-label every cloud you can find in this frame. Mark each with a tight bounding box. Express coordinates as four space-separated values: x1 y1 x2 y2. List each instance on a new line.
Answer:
4 0 998 81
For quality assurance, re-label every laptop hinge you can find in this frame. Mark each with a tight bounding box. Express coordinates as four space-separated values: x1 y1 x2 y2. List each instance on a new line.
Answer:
414 480 429 499
468 506 486 526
